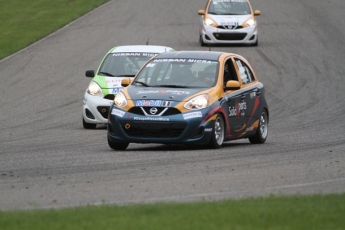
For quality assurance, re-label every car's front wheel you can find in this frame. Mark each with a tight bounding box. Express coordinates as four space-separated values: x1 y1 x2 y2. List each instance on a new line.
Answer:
83 117 96 129
207 114 225 149
108 138 129 150
249 109 268 144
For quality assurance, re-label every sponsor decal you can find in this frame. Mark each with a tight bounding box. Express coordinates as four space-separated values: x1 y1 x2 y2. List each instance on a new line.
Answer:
133 117 170 121
107 79 122 88
183 111 202 120
106 79 122 83
111 88 121 94
162 101 172 107
187 59 214 64
229 106 237 117
137 90 160 94
229 101 247 117
111 108 125 117
220 21 238 26
136 100 172 107
204 128 213 132
136 90 190 95
167 90 191 95
152 59 215 64
112 53 158 57
238 101 247 110
250 91 256 99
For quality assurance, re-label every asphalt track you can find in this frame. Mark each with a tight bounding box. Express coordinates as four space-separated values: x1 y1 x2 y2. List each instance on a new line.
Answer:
0 0 345 210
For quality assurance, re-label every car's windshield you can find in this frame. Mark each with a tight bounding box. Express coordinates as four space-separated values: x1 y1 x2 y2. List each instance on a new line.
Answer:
208 0 250 15
98 52 157 77
134 58 219 88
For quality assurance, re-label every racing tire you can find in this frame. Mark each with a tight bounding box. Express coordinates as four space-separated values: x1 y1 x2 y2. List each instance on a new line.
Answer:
200 35 206 47
83 117 96 129
249 109 268 144
207 114 225 149
108 138 129 151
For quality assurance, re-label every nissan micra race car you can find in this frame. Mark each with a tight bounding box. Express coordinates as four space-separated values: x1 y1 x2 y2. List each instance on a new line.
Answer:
107 51 269 150
83 45 174 129
198 0 261 46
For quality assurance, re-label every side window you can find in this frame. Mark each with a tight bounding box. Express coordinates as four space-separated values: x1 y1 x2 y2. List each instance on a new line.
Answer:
223 58 238 87
235 58 255 85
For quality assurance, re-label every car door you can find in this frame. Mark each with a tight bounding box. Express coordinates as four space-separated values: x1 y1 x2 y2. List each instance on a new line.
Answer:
233 57 260 132
222 57 248 137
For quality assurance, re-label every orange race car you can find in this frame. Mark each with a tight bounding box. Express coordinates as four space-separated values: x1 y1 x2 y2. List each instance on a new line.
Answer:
107 51 269 150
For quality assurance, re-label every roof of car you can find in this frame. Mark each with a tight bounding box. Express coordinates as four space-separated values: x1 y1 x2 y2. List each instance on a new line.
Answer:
111 45 174 53
155 51 225 61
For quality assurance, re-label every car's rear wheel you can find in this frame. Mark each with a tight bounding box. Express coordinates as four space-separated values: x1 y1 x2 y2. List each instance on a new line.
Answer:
249 109 268 144
207 114 225 149
108 138 129 150
83 117 96 129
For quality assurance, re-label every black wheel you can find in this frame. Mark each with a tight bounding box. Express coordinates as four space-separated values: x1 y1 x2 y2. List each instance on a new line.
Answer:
207 114 225 149
83 117 96 129
108 137 129 150
249 109 268 144
200 34 206 47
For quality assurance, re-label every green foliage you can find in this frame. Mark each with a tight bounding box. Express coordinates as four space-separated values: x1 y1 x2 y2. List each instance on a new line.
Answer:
0 0 109 59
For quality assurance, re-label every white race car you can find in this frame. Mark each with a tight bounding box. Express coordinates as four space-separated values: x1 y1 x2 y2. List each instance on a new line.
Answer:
198 0 261 46
82 45 175 129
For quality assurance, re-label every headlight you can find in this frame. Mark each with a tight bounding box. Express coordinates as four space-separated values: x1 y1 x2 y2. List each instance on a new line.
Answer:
244 18 256 27
184 94 209 110
87 81 103 96
205 18 217 27
114 91 128 108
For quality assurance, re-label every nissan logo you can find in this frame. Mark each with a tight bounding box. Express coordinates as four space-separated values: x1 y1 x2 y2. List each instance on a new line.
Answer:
150 107 158 115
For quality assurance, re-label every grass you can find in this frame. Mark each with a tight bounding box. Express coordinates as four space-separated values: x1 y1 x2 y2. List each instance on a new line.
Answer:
0 0 109 60
1 194 345 230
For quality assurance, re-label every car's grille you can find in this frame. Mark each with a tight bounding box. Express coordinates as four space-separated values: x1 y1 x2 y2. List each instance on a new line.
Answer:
213 33 247 41
104 94 115 100
97 106 110 119
217 25 244 30
128 107 181 116
120 121 186 138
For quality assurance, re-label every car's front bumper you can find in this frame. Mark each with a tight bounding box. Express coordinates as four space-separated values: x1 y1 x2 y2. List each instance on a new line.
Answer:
107 107 217 145
82 92 114 125
201 24 258 45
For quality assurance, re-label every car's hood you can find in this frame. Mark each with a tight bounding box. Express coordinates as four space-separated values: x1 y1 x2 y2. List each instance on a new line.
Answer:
126 86 211 102
209 15 250 25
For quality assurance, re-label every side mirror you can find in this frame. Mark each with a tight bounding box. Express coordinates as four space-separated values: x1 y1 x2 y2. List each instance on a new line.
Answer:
198 10 205 15
254 10 261 16
225 80 241 91
121 78 132 87
85 70 95 78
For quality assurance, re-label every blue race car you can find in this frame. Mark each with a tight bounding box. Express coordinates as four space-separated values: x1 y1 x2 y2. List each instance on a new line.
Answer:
107 51 269 150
